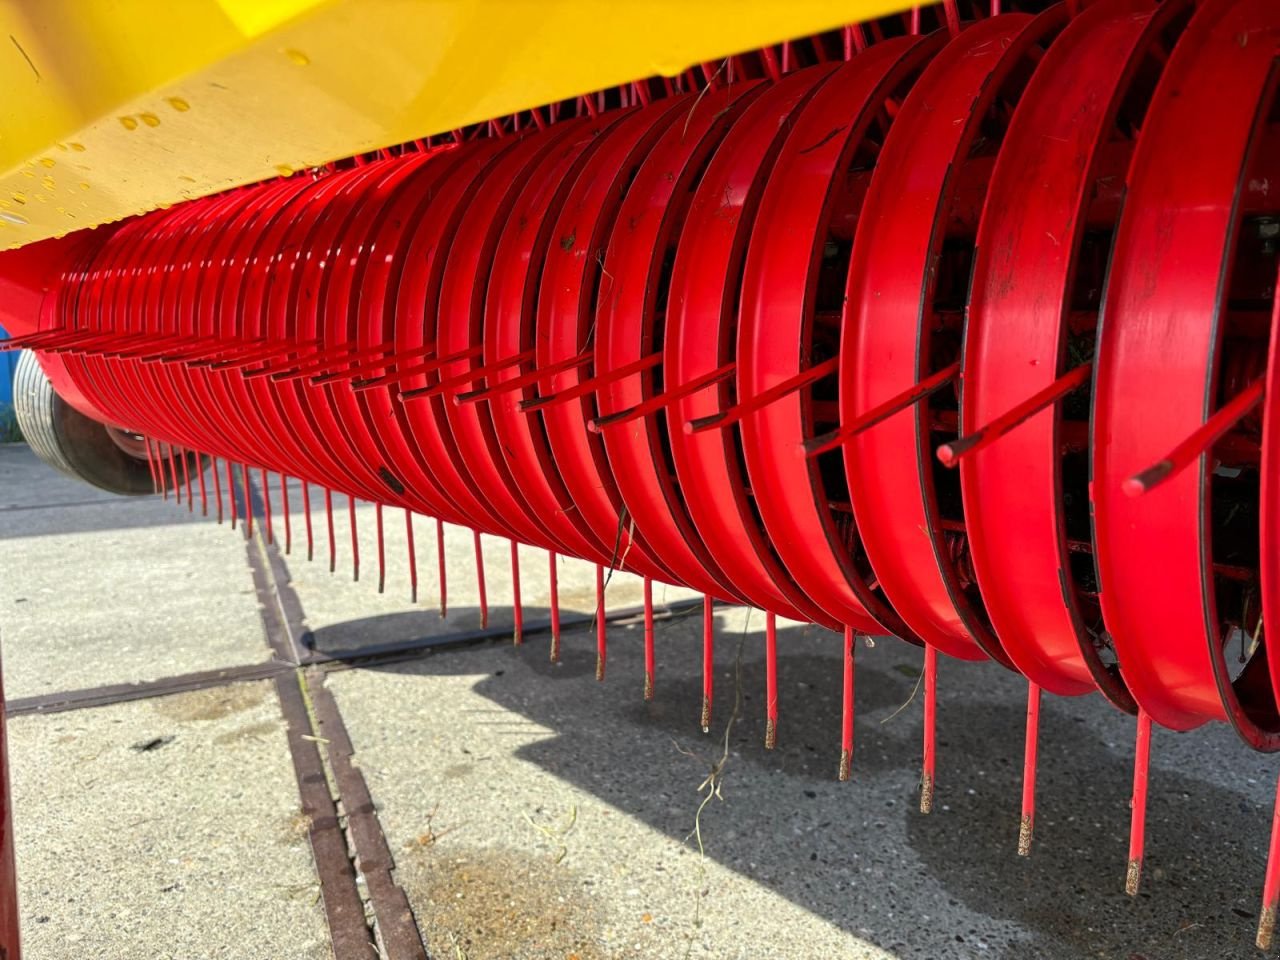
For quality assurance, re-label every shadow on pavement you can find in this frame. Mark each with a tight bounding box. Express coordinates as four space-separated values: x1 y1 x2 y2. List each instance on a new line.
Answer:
311 609 1274 960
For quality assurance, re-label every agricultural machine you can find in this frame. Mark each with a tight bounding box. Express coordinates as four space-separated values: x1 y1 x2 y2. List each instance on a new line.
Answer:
1 0 1278 954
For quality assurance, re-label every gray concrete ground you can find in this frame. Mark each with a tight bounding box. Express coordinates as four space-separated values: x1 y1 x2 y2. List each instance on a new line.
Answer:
1 441 1276 959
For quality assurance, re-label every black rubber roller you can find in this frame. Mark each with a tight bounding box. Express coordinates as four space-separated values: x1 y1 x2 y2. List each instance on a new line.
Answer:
12 350 184 496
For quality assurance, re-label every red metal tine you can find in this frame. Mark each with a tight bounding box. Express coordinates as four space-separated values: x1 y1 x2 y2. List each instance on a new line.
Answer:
349 495 360 582
155 335 269 365
353 344 482 393
437 519 448 618
325 488 336 573
196 455 208 516
171 445 186 505
308 341 418 385
241 464 253 539
921 644 937 814
806 362 960 458
594 564 607 680
143 437 160 494
211 338 310 370
840 625 855 782
511 541 523 644
399 349 534 403
1123 377 1264 496
473 530 487 628
765 612 778 749
309 348 424 389
405 510 418 604
549 551 560 662
1258 773 1280 949
280 474 291 554
163 444 177 502
292 340 400 383
193 339 276 370
136 334 229 364
260 469 273 543
181 449 193 511
242 338 347 379
939 363 1093 468
0 327 67 350
212 456 224 524
686 358 834 435
376 502 386 594
643 578 655 701
701 596 714 733
519 352 663 412
227 460 237 529
1019 681 1042 857
302 481 313 560
591 362 735 433
1126 710 1153 895
0 647 20 960
454 352 591 405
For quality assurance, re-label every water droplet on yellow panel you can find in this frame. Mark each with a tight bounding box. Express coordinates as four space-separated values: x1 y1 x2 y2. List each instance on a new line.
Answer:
69 142 86 152
275 164 295 177
0 211 29 225
165 96 190 112
41 177 54 190
119 116 138 131
140 112 160 127
284 48 310 66
39 157 54 168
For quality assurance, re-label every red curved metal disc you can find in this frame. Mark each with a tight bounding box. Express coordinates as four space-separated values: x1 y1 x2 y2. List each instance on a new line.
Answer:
594 77 763 602
483 113 642 569
436 124 590 551
740 37 934 637
536 96 693 583
841 14 1059 661
961 0 1167 701
1092 0 1280 742
350 148 477 524
392 137 519 536
666 65 838 624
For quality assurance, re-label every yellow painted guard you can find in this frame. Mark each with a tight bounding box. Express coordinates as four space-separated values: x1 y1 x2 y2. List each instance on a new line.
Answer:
0 0 914 249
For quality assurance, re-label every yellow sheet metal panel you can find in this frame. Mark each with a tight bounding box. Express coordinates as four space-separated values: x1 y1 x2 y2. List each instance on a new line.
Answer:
0 0 914 249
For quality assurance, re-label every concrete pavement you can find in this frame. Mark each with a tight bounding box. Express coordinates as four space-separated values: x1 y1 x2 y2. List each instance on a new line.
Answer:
1 441 1275 959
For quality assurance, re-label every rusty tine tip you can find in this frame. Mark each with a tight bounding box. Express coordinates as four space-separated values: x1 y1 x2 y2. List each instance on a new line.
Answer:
643 674 654 702
1125 859 1142 897
700 697 712 735
513 628 522 646
920 773 935 814
549 637 560 663
838 749 851 782
1017 816 1033 857
596 655 605 682
1258 905 1276 951
764 718 777 751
